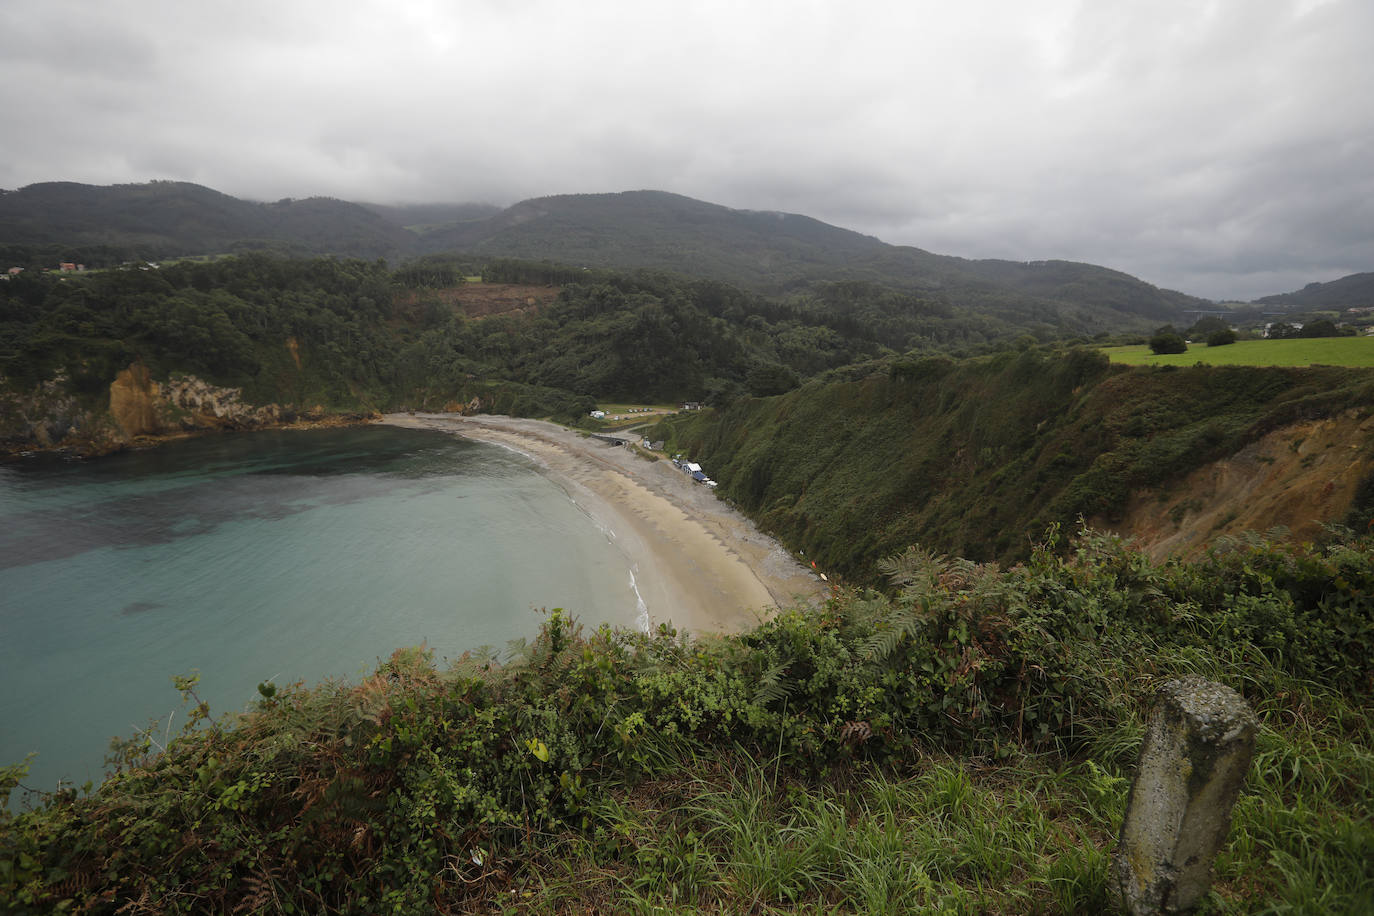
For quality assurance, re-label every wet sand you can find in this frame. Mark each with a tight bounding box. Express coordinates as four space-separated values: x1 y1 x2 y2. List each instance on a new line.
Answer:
380 413 826 634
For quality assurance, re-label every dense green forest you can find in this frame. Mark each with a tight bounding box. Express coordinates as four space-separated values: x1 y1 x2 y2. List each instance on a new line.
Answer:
650 352 1374 580
3 530 1370 912
2 253 1107 445
0 255 840 422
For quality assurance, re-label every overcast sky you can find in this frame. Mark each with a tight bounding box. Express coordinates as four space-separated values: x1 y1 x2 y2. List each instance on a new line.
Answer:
2 0 1370 300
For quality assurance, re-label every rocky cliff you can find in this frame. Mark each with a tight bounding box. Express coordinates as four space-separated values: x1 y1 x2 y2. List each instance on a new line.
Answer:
0 373 123 454
2 363 373 457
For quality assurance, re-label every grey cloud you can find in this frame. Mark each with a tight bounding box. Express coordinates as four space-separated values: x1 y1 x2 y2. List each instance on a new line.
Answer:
1 0 1370 301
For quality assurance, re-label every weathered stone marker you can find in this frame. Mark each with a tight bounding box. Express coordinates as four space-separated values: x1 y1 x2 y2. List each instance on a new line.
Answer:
1112 676 1259 915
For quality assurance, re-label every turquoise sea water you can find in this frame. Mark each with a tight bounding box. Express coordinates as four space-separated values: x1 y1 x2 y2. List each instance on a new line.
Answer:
0 426 640 801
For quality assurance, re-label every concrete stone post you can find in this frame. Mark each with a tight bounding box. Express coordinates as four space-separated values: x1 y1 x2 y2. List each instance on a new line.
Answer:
1112 676 1259 915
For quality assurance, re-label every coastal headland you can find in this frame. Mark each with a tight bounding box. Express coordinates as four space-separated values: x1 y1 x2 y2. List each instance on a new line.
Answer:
380 412 826 634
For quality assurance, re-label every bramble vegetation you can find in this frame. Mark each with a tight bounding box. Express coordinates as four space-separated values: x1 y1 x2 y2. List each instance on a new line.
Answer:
2 528 1370 913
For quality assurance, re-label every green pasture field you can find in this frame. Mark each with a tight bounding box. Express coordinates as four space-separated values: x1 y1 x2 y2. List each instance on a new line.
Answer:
1104 337 1374 367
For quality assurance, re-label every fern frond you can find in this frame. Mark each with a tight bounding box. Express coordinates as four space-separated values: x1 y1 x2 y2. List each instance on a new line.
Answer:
751 659 796 707
878 545 948 594
861 603 927 661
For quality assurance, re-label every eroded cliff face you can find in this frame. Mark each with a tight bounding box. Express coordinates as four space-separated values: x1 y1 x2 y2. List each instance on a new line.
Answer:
108 363 164 437
0 374 122 454
2 364 372 457
1101 409 1374 558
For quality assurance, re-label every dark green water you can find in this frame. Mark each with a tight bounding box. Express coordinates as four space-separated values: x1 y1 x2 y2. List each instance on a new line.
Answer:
0 426 640 801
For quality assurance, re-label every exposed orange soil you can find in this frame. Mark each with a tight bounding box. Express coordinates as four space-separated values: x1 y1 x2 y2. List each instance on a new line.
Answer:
1100 409 1374 559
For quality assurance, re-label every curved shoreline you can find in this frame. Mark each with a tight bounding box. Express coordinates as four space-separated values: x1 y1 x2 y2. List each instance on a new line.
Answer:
380 413 826 634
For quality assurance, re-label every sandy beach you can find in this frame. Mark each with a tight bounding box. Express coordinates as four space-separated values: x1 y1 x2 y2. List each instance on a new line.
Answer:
380 413 826 634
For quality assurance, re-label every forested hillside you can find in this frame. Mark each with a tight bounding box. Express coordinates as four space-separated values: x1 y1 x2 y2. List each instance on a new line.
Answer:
0 255 954 452
1257 271 1374 310
3 253 1133 453
1 182 1207 334
0 182 415 266
421 191 1206 329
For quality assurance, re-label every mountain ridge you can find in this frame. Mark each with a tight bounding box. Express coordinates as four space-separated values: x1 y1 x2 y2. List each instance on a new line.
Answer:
1257 271 1374 310
0 180 415 260
4 179 1355 328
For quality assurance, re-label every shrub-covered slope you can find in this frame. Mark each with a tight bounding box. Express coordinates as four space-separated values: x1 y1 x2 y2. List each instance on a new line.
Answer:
654 350 1374 580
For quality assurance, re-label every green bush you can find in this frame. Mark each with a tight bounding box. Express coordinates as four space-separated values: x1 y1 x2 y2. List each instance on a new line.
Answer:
1149 332 1188 354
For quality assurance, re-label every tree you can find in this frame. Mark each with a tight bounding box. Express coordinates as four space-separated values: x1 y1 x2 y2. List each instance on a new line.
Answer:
1297 318 1343 338
1206 329 1237 347
1149 332 1188 355
746 362 800 397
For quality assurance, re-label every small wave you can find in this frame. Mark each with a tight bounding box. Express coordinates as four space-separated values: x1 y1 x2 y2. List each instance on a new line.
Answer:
629 568 650 633
564 493 617 541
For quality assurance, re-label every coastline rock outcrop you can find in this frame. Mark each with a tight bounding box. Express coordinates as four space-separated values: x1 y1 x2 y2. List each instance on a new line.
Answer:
2 363 376 458
161 373 286 430
0 373 122 455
